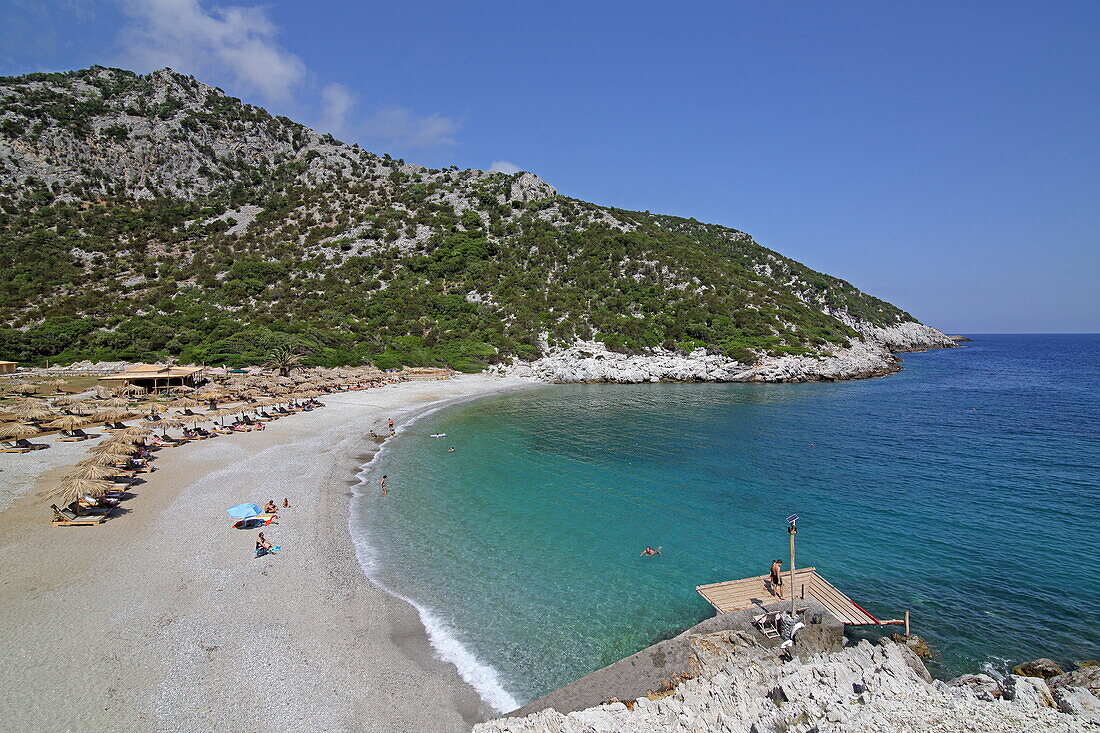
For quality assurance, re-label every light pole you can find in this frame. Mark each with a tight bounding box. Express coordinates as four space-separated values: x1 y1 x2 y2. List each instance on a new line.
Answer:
786 514 798 617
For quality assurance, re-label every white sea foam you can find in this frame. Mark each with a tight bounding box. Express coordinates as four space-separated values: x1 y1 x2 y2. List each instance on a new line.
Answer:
346 400 521 714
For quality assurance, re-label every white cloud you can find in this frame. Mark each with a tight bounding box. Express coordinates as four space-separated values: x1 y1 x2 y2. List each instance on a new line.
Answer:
117 0 306 101
319 82 355 138
359 107 458 149
114 0 460 150
489 160 521 174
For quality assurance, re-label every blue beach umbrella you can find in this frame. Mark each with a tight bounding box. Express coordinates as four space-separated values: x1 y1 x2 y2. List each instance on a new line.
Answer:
226 503 262 519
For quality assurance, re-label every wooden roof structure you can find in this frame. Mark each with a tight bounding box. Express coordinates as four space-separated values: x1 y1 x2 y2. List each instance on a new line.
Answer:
98 364 205 383
696 567 884 626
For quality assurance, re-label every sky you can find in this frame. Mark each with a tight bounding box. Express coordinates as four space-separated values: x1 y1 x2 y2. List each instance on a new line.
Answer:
2 0 1097 333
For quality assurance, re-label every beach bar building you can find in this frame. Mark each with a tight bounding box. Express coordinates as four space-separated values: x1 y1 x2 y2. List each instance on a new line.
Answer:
0 360 16 374
98 364 206 392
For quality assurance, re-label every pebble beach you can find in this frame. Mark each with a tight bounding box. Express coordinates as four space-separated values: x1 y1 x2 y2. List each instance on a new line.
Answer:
0 375 529 732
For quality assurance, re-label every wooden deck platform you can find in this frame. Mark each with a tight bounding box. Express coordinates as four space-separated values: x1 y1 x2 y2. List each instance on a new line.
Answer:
696 567 884 626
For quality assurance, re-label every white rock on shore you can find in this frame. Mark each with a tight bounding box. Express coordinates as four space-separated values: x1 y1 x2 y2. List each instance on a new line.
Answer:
488 319 954 384
475 634 1097 733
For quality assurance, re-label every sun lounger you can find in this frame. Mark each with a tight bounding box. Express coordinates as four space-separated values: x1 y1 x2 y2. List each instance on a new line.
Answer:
51 504 107 526
1 440 33 454
14 438 48 451
57 428 100 442
753 612 782 640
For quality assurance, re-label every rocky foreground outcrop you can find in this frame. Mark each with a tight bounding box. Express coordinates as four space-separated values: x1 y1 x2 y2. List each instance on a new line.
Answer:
475 634 1097 733
490 321 954 384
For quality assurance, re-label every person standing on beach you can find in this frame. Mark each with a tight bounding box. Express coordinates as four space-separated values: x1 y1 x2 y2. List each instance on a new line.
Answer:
388 418 395 436
770 559 784 599
380 475 388 495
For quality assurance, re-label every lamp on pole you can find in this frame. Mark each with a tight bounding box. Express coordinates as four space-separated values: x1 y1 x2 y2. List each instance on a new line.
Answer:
786 514 798 617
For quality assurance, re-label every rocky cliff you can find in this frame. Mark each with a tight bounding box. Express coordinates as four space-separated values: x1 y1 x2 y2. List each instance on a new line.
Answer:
475 633 1099 733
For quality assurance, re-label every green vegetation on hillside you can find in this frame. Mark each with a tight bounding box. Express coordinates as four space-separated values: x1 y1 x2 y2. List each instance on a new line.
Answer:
0 67 917 371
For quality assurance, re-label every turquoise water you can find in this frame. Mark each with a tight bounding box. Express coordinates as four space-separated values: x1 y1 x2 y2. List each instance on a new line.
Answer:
350 335 1100 710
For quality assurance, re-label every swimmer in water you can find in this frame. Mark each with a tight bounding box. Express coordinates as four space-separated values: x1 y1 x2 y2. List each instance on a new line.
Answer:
640 546 661 556
380 475 388 495
447 447 455 453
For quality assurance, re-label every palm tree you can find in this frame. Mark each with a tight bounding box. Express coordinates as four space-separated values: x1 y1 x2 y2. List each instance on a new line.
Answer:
264 346 305 377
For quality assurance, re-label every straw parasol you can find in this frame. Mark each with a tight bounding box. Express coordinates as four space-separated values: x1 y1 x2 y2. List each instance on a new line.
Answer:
11 403 55 421
0 422 39 439
40 477 115 506
179 414 210 426
169 385 196 394
168 397 199 408
147 417 183 437
118 426 153 437
89 442 137 456
119 383 147 397
77 453 129 467
44 415 88 432
14 383 39 395
101 397 130 408
67 463 124 480
95 408 134 423
53 395 81 406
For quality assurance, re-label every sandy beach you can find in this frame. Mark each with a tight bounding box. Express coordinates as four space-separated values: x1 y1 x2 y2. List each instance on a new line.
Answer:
0 374 532 732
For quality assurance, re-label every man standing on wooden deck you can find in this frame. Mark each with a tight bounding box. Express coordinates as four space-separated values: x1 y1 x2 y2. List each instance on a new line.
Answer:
769 559 784 599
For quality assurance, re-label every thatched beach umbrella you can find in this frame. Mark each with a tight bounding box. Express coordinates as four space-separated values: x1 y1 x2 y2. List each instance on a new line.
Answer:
11 403 55 421
119 383 147 397
179 414 210 426
67 463 123 480
101 397 130 408
77 453 128 467
53 395 81 407
167 397 199 408
169 385 195 394
41 477 115 506
95 408 134 424
89 441 137 456
44 415 88 432
0 422 40 439
147 417 183 438
118 426 153 437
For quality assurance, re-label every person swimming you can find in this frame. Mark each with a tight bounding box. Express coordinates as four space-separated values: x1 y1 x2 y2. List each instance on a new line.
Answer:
640 546 661 556
447 447 455 453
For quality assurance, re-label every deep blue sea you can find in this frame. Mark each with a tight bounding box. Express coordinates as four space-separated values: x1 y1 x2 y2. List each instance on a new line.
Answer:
350 334 1100 711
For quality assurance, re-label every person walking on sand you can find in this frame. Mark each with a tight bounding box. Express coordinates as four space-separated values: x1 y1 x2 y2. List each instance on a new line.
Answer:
380 475 388 495
770 559 784 599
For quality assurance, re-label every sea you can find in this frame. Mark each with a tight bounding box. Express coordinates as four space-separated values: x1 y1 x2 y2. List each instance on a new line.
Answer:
348 334 1100 712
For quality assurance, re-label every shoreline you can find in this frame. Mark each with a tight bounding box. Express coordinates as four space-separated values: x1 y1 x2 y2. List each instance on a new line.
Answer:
0 374 532 732
344 393 530 715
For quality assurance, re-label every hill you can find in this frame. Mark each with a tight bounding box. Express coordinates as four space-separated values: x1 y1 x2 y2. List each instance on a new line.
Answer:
0 66 951 378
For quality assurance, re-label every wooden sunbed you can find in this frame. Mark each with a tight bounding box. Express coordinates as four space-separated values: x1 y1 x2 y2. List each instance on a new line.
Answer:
51 504 107 526
13 438 48 451
1 440 33 454
57 429 100 442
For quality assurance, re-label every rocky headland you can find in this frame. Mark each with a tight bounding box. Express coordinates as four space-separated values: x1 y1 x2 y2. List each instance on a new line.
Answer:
490 321 955 384
475 614 1099 733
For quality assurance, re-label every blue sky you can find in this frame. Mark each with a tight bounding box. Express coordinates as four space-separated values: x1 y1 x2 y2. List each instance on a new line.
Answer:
3 0 1098 332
